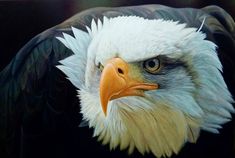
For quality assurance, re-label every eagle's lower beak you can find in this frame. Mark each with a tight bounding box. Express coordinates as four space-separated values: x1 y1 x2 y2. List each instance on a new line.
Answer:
99 58 158 116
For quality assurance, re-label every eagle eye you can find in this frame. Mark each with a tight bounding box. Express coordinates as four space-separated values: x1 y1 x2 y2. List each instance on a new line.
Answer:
143 58 160 74
98 62 104 72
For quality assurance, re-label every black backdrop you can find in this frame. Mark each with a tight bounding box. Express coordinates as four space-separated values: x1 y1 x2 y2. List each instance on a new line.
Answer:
0 1 234 158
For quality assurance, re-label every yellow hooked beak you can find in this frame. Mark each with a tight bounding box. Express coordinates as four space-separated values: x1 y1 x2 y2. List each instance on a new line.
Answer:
99 58 158 116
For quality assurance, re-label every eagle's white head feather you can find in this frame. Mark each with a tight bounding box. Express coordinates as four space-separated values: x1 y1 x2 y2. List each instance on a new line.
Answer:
56 16 234 157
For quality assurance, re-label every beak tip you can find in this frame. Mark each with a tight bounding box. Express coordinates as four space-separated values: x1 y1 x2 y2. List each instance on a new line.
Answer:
102 108 108 117
101 100 108 117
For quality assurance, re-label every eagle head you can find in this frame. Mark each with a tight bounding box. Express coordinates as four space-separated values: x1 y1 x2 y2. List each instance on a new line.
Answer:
57 16 234 157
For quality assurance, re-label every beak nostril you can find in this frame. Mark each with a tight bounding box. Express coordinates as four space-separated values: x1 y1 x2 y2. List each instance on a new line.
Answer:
117 68 124 74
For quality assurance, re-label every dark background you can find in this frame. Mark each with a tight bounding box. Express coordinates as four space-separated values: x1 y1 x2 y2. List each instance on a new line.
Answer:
0 0 234 158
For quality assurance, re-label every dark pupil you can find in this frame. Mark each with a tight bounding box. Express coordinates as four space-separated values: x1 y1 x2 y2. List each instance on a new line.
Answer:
148 60 156 68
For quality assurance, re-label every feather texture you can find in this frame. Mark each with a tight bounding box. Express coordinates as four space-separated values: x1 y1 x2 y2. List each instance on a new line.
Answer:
56 28 91 89
57 16 234 157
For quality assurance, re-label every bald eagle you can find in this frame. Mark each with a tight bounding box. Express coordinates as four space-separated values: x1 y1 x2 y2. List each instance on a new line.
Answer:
0 4 235 158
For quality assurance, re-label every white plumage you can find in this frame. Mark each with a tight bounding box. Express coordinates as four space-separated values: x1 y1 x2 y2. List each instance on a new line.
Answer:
57 16 234 157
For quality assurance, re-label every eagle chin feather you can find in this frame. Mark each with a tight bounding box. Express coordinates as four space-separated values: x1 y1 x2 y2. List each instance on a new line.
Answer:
57 16 234 157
